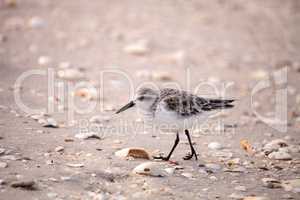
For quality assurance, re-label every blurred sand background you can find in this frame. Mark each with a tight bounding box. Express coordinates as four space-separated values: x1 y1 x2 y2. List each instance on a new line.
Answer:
0 0 300 199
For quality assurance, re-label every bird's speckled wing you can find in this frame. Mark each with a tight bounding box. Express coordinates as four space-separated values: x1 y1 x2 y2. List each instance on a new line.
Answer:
153 88 234 117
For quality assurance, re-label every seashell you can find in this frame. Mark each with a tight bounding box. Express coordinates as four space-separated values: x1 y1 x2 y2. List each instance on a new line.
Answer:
115 148 151 160
132 162 166 177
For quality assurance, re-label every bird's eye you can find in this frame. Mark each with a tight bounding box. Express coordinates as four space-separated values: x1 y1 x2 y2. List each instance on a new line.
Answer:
138 96 145 101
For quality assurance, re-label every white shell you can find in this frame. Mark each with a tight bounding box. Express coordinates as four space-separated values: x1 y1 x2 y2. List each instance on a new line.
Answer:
132 162 166 177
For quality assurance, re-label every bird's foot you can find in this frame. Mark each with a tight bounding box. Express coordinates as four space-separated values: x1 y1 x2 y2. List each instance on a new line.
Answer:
183 153 193 160
153 155 169 161
183 151 198 160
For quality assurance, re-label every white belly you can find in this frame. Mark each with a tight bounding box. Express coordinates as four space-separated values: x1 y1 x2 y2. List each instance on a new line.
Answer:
140 106 210 132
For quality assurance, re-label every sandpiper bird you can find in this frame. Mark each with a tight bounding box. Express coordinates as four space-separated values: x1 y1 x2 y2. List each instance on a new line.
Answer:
116 87 234 161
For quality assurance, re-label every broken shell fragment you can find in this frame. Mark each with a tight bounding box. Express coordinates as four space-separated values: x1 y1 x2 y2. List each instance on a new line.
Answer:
123 40 149 56
55 146 64 152
240 139 254 155
132 162 166 177
262 178 282 188
115 148 151 160
75 132 101 140
263 139 288 154
42 118 59 128
243 197 269 200
268 151 292 160
66 163 84 168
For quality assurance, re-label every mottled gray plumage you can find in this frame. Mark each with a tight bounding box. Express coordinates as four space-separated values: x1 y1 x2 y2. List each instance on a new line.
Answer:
145 88 234 117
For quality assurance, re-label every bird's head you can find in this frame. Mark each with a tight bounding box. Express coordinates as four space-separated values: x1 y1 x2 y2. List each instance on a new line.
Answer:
115 87 159 114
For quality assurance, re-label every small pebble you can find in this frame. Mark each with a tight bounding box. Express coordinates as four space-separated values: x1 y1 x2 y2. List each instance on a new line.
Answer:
181 172 194 178
164 168 175 175
11 180 36 190
60 176 71 181
4 0 17 7
47 193 58 198
228 192 244 199
234 185 247 192
28 16 45 28
123 40 149 56
208 142 223 150
0 161 8 168
38 56 51 66
43 118 59 128
46 160 54 165
0 148 6 155
74 87 98 100
57 68 85 81
66 163 84 168
0 179 6 185
55 146 64 152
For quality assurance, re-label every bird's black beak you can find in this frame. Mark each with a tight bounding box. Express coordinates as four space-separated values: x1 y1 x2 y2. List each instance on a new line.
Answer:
115 101 135 114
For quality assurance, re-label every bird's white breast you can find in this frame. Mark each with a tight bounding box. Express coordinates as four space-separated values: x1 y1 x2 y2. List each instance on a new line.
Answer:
150 103 209 132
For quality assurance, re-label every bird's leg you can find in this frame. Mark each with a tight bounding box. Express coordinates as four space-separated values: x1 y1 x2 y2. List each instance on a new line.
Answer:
183 129 198 160
153 132 179 161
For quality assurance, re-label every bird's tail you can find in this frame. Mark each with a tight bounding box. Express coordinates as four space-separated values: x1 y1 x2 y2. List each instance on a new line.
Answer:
207 99 235 109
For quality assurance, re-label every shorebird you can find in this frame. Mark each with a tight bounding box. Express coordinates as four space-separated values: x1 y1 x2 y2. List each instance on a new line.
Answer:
116 87 234 161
